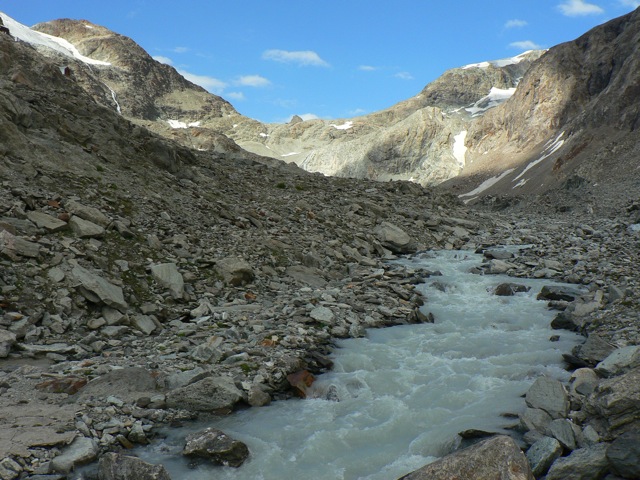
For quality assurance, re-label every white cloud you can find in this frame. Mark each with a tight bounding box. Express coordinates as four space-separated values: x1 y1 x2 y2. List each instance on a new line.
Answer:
298 113 319 121
394 71 414 80
153 55 173 65
557 0 604 16
509 40 543 50
358 65 377 71
349 108 367 116
226 92 246 101
262 49 330 67
619 0 640 7
505 19 528 28
236 75 271 87
172 46 189 53
178 70 227 94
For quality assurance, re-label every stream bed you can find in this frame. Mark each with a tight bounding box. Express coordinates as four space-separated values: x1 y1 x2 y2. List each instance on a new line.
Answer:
136 250 582 479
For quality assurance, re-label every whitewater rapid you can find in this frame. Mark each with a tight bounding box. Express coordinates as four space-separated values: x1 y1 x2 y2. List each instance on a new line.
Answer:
136 250 581 479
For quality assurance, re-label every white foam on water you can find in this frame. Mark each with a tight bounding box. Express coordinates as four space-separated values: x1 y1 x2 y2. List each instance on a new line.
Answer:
135 250 581 480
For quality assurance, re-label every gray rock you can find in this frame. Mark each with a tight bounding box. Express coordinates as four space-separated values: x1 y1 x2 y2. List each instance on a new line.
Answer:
550 418 577 450
214 257 255 286
520 407 553 436
537 285 583 302
0 230 40 258
78 367 159 403
183 427 249 468
569 368 600 396
586 367 640 437
285 265 327 288
399 435 534 479
66 200 110 226
98 452 171 480
595 346 640 378
130 314 157 335
309 306 334 323
248 385 271 407
190 336 223 363
26 211 67 232
486 259 514 274
373 222 416 254
525 377 570 419
166 376 243 413
150 263 184 298
69 216 105 238
606 431 640 479
545 443 609 480
72 265 128 311
573 334 616 367
47 267 66 283
0 457 22 480
525 436 563 477
0 330 17 358
50 437 98 474
494 283 530 296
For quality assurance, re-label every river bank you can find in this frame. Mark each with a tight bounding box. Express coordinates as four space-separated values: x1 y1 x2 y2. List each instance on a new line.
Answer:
1 156 639 479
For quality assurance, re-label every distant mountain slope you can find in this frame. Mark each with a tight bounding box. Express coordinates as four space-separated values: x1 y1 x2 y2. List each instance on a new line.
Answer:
446 6 640 211
5 7 640 211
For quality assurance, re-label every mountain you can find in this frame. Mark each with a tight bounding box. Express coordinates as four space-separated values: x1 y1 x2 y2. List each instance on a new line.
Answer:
10 8 639 215
447 6 640 211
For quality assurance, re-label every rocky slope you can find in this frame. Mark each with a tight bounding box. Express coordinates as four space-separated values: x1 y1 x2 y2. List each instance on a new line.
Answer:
0 10 639 480
447 7 640 213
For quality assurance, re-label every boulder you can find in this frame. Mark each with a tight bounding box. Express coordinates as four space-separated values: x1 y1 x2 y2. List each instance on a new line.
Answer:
549 419 577 451
0 330 17 358
0 230 40 258
183 427 249 468
494 283 530 296
98 453 171 480
585 367 640 437
69 216 105 238
165 376 243 413
545 443 609 480
26 211 67 232
373 222 416 254
150 263 184 298
571 334 616 367
72 265 128 311
66 200 110 226
569 368 599 396
214 257 255 286
606 431 640 479
50 437 98 474
550 311 585 331
520 407 553 436
78 367 160 404
399 435 534 480
525 377 570 419
537 285 583 302
525 436 563 477
595 345 640 378
130 314 158 335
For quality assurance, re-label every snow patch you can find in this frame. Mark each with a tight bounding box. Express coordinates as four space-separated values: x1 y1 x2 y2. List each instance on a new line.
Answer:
512 131 565 183
330 121 353 130
453 131 467 168
465 87 516 116
281 152 299 157
461 51 538 70
167 120 200 129
259 133 269 137
108 86 122 115
459 168 515 198
1 12 111 66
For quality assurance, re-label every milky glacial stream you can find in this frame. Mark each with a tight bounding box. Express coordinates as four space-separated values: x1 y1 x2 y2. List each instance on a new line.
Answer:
138 250 582 480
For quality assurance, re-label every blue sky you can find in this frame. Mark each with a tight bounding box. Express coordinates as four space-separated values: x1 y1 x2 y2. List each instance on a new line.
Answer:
2 1 639 123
